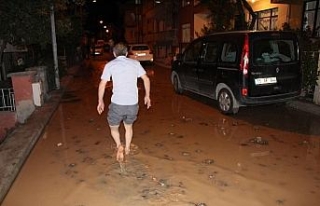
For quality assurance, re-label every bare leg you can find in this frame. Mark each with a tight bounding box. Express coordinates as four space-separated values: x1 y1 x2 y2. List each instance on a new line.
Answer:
109 125 121 148
123 123 133 155
109 125 125 162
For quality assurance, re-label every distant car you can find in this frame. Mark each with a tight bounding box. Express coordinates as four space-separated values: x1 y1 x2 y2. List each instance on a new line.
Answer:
90 44 104 56
127 44 153 64
94 45 104 55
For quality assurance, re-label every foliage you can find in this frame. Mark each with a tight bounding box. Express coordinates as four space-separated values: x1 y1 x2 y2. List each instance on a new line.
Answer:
301 51 319 96
280 22 320 97
198 0 237 36
0 0 85 66
0 0 61 47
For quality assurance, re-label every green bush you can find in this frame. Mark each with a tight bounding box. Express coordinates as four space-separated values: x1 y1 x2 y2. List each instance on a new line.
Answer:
301 51 319 97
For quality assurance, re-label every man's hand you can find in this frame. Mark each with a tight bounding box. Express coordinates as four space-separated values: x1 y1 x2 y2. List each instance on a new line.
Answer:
144 96 151 109
97 80 107 115
97 102 105 114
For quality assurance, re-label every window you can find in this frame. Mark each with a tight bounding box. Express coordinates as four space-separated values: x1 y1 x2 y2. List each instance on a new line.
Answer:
184 40 202 62
182 23 191 43
203 42 218 63
302 0 320 37
253 39 295 65
221 43 237 63
254 8 278 30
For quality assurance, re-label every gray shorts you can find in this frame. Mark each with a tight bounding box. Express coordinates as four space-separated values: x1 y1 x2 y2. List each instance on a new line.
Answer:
107 103 139 126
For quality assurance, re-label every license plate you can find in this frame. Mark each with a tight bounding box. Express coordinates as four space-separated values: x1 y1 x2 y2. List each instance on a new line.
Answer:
255 77 277 85
137 53 146 56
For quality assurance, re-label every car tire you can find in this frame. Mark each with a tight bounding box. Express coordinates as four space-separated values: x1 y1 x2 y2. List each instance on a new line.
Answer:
218 89 236 114
173 75 183 94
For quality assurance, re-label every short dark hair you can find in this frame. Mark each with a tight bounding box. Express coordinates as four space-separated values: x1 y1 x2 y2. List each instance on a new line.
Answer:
113 42 128 56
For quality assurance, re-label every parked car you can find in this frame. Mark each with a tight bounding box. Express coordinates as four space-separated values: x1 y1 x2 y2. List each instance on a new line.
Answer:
127 44 153 64
90 40 105 56
92 45 104 55
171 30 301 114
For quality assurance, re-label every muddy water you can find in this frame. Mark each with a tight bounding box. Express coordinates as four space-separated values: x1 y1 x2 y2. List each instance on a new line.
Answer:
3 59 320 206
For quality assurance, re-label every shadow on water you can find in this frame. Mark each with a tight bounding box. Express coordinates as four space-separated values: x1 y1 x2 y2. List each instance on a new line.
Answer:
185 92 320 136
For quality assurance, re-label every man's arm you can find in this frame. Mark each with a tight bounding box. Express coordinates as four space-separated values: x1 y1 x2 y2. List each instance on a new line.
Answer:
140 74 151 109
97 80 108 114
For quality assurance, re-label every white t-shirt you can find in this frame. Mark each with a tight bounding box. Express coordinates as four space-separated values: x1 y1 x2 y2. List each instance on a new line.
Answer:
101 56 146 105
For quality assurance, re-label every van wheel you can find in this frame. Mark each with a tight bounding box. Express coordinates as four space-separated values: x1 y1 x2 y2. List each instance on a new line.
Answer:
173 75 183 94
218 89 234 114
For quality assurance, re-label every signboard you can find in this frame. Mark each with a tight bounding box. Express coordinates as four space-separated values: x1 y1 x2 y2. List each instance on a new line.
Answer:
270 0 293 4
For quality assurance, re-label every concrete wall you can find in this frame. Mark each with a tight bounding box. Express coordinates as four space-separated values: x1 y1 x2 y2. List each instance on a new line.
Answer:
0 66 48 142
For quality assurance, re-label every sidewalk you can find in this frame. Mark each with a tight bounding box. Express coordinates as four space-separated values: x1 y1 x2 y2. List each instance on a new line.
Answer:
0 65 80 203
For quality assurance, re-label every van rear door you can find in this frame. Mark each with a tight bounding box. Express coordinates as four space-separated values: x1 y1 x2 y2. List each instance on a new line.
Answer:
248 32 301 98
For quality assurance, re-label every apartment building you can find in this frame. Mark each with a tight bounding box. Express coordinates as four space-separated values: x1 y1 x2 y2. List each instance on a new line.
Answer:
123 0 179 64
124 0 319 65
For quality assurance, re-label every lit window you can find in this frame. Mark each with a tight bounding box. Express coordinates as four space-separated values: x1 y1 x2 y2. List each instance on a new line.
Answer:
254 8 278 31
182 23 191 43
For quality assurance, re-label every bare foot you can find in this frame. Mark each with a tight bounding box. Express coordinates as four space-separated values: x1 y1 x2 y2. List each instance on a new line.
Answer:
125 147 130 156
116 145 124 162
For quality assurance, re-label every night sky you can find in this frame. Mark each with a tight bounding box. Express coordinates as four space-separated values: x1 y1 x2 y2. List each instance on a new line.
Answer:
84 0 125 33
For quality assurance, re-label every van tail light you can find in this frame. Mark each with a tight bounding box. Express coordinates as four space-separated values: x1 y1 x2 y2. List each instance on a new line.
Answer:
240 34 249 76
128 51 134 55
240 34 249 96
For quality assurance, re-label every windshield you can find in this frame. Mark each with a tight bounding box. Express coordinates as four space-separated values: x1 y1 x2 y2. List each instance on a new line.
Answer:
253 39 297 65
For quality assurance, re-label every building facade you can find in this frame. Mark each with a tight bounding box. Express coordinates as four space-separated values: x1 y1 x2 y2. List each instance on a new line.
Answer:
124 0 319 64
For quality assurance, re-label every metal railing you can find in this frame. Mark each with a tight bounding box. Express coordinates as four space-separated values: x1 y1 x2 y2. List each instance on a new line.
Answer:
0 88 16 112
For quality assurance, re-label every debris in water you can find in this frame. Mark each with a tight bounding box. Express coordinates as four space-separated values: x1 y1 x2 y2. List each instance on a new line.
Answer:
203 159 214 165
199 122 209 126
190 202 207 206
249 136 268 145
182 116 192 122
181 152 190 156
57 142 63 147
250 150 270 157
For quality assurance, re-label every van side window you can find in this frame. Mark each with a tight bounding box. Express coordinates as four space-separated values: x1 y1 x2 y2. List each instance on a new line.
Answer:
221 43 237 63
184 41 202 62
203 42 218 63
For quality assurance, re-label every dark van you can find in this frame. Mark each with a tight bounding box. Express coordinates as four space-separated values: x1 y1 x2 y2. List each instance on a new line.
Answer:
171 31 301 114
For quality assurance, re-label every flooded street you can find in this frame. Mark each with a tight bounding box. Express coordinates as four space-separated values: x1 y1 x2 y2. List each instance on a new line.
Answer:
2 55 320 206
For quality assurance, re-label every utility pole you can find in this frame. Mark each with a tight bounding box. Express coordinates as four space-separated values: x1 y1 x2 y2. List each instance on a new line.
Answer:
50 4 60 89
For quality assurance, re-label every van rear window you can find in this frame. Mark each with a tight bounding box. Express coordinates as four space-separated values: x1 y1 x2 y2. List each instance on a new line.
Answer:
253 39 296 65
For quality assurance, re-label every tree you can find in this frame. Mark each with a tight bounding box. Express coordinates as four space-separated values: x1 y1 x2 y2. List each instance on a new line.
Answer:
199 0 256 36
200 0 237 34
0 0 85 79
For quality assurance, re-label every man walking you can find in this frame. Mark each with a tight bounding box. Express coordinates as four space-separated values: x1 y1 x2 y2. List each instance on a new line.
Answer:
97 42 151 162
